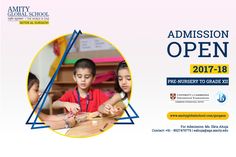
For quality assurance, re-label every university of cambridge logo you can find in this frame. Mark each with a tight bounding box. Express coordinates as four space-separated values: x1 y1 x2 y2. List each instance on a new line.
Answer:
170 93 176 100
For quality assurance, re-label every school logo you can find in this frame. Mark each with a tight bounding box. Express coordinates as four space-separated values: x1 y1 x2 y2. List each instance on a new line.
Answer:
7 6 49 24
170 93 176 100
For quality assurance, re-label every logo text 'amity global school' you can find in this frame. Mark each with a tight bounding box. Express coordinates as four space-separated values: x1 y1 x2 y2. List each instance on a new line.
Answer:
7 6 49 24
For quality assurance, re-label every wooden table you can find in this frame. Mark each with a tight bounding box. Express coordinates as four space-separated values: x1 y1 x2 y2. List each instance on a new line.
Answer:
65 117 116 137
65 102 125 137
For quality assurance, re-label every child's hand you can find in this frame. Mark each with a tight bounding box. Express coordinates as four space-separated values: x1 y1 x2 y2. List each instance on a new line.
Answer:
113 107 123 117
67 116 77 128
87 111 101 120
64 102 80 114
103 104 118 115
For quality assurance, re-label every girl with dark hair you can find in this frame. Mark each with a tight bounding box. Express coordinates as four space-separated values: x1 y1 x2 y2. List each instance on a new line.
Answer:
98 61 131 116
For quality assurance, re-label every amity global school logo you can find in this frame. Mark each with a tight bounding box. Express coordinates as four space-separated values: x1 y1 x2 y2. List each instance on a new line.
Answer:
7 6 49 25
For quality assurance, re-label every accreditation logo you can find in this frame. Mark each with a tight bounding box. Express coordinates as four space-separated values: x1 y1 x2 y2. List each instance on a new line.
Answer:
170 93 176 100
216 92 227 103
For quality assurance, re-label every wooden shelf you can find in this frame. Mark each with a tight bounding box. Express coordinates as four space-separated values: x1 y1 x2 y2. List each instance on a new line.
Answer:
60 62 119 68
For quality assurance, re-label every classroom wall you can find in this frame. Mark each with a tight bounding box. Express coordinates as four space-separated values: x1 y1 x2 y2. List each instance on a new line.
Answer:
30 44 56 108
30 44 55 89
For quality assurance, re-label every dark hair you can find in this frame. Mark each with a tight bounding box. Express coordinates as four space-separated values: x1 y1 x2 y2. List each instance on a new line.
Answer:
73 58 96 76
28 72 39 91
114 60 130 99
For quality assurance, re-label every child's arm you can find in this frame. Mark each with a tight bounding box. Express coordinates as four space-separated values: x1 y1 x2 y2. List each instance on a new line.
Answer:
38 112 64 121
44 116 77 130
98 93 122 115
33 107 65 121
52 100 80 114
35 111 77 130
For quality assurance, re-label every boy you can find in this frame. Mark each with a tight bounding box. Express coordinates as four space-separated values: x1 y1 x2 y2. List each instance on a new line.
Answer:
53 58 109 114
28 72 76 129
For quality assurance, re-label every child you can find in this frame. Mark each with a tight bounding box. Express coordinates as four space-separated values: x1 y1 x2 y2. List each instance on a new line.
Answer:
98 61 131 115
28 72 76 129
53 58 109 114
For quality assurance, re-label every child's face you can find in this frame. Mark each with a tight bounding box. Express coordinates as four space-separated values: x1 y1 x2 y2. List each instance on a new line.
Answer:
28 83 41 105
73 68 94 91
118 68 131 93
